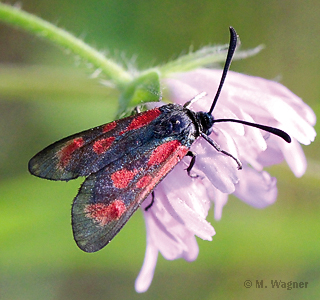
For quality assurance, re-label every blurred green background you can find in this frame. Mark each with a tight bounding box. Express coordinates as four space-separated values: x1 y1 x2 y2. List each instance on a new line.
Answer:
0 1 319 299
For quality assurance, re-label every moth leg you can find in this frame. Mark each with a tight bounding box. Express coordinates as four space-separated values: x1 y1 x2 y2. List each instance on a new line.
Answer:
186 151 198 178
145 191 155 211
201 132 242 170
133 106 141 114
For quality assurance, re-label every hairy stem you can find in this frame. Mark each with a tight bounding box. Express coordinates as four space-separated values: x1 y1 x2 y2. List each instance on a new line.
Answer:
0 3 132 88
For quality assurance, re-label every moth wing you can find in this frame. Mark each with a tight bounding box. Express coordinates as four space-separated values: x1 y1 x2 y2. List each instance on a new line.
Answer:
72 139 189 252
28 108 161 181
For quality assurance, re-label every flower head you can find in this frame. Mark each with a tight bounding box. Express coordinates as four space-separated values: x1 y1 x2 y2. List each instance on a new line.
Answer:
135 68 316 292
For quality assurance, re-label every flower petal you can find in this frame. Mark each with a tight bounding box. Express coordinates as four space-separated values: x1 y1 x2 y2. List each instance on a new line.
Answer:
135 235 158 293
277 137 308 177
191 139 239 193
234 167 277 208
211 187 229 221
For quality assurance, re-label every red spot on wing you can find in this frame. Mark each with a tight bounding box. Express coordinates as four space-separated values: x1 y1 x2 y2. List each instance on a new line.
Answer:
139 144 189 200
120 108 161 135
148 140 182 166
85 200 126 226
93 137 115 154
102 121 116 133
58 137 84 168
111 168 139 189
136 174 153 189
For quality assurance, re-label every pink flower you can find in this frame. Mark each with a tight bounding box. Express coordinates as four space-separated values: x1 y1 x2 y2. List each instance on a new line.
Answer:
134 69 316 292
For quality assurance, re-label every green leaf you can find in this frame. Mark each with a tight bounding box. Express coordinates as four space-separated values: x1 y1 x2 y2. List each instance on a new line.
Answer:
159 44 264 76
117 70 161 115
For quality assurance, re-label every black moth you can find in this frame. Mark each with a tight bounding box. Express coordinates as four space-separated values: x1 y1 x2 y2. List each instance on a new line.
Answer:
29 27 291 252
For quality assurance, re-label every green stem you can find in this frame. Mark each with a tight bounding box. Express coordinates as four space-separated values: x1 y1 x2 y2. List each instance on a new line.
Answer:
0 3 132 88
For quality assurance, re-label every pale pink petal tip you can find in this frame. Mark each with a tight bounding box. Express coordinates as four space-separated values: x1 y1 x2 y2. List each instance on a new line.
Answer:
234 168 278 208
211 188 229 221
135 241 158 293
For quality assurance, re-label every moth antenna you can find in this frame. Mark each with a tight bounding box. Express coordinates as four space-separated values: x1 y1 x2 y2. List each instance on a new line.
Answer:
208 27 291 144
208 26 238 115
213 119 291 143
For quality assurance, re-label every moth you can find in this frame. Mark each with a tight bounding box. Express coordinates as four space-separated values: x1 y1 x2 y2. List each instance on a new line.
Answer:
29 27 291 253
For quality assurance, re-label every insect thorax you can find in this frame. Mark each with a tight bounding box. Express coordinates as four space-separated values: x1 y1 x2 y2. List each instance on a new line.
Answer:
153 104 198 146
